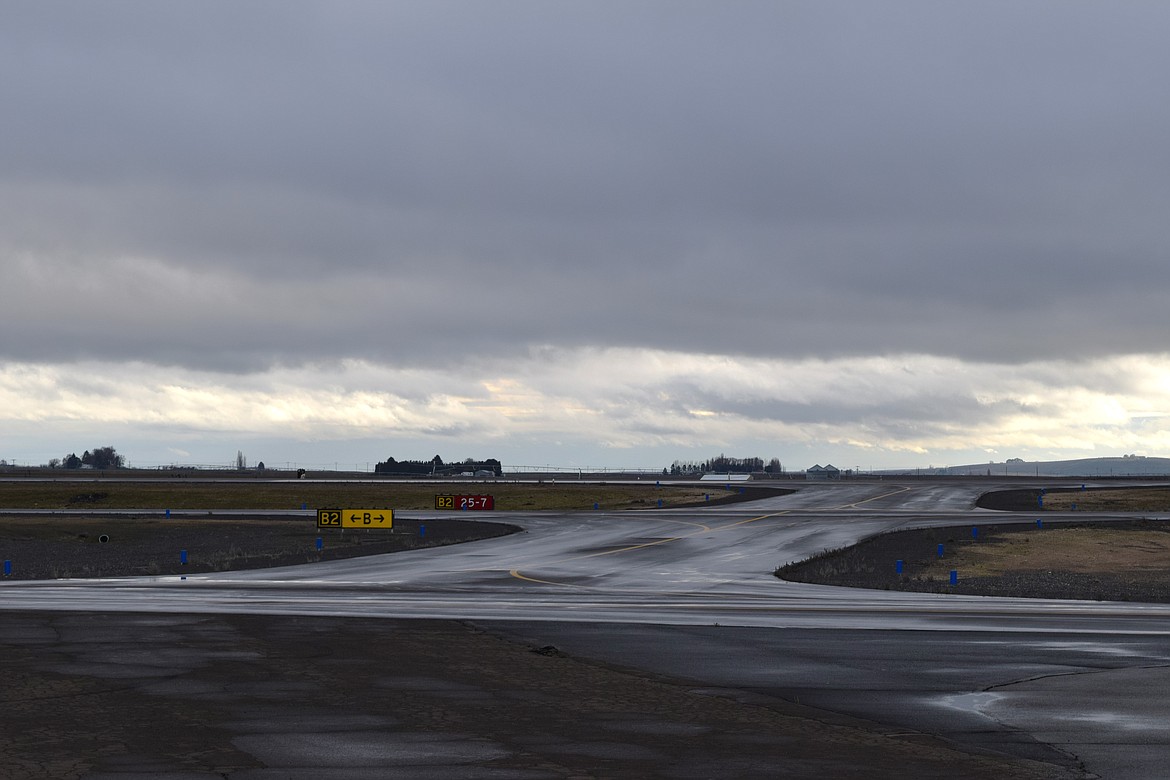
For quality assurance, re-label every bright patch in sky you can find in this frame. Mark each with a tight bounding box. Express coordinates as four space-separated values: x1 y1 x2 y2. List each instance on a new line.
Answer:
4 352 1170 469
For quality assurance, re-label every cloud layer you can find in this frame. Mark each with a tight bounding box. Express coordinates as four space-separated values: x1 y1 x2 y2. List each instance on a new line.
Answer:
3 2 1170 467
4 351 1170 469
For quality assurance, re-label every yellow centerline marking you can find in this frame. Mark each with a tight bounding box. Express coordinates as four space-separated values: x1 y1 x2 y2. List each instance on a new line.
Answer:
508 569 569 586
840 485 913 509
654 517 714 533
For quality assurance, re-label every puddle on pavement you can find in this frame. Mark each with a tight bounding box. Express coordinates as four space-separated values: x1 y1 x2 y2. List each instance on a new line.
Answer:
935 691 1003 718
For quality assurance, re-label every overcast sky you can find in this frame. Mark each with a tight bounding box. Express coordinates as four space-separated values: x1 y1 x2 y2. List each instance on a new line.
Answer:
4 1 1170 471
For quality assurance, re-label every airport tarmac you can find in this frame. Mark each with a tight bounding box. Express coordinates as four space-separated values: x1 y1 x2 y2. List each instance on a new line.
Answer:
3 480 1167 778
2 611 1081 779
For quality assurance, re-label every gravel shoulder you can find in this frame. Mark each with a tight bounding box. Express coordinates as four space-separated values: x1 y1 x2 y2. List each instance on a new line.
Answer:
0 515 520 580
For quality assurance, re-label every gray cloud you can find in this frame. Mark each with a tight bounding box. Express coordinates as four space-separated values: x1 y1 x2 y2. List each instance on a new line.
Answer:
4 1 1170 375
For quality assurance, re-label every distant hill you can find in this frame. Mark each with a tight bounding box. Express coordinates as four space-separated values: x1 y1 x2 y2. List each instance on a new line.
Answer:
883 456 1170 478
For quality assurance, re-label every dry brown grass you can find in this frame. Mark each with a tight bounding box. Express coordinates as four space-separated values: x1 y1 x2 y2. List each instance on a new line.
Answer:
917 527 1170 579
0 481 721 512
1041 486 1170 511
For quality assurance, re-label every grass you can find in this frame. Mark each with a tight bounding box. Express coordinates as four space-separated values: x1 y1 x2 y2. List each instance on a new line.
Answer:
0 481 721 512
915 526 1170 580
1041 486 1170 512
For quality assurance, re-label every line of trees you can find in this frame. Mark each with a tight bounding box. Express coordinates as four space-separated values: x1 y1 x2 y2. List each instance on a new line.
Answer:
668 455 783 475
374 455 502 476
49 446 125 469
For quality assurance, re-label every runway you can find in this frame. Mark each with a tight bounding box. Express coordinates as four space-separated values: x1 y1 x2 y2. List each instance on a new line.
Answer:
3 480 1168 778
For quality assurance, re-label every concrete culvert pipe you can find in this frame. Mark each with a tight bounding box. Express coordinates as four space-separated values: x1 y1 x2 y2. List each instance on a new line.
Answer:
98 534 110 544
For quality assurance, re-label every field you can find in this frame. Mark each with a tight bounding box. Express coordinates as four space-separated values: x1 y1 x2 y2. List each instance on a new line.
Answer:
915 524 1170 580
0 480 732 511
1039 485 1170 511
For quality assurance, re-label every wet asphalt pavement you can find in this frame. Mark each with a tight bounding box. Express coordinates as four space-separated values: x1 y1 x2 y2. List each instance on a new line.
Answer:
0 611 1082 780
3 480 1170 778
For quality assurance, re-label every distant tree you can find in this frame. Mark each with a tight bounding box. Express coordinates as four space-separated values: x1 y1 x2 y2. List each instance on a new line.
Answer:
256 461 266 472
236 450 247 470
669 456 765 475
48 458 62 469
373 456 400 475
82 446 124 469
375 455 501 476
704 454 762 474
96 446 125 469
63 453 82 469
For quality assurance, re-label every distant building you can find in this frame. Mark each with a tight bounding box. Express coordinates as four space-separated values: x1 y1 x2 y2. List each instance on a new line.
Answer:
806 464 841 481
